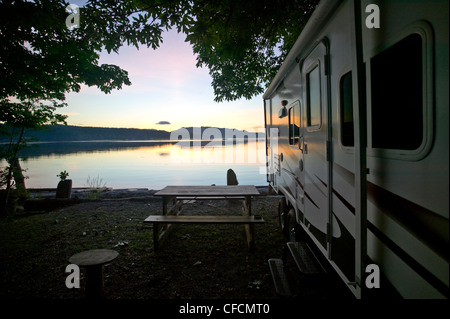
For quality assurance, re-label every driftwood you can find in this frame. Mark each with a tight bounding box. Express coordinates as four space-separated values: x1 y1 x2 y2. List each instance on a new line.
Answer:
226 168 239 185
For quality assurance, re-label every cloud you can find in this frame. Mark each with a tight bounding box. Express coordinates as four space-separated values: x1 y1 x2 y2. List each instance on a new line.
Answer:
156 121 171 125
62 112 80 116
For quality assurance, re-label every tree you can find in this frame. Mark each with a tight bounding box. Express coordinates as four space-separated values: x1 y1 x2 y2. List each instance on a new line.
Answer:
0 0 167 214
0 0 318 214
0 100 67 215
77 0 319 102
181 0 319 102
1 0 319 120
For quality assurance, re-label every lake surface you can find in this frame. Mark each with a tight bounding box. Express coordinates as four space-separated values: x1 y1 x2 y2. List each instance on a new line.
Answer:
7 140 268 189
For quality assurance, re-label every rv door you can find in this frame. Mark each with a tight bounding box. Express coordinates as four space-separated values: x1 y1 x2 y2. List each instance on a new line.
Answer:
301 40 332 255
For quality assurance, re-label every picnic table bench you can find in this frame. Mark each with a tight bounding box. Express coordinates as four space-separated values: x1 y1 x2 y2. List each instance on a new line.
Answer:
144 185 264 250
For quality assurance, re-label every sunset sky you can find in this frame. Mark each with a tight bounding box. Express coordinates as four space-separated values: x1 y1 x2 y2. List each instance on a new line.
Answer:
63 27 265 133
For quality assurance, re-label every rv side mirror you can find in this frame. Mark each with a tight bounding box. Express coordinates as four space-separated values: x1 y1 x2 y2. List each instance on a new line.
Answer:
278 106 287 118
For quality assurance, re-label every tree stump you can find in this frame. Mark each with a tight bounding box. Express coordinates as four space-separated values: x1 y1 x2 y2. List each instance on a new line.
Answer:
56 179 72 199
69 249 119 299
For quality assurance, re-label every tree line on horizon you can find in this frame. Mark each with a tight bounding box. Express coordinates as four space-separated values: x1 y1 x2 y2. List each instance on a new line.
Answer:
0 124 265 143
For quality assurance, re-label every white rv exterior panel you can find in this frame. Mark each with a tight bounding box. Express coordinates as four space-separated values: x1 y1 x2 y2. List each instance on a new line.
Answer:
264 0 449 298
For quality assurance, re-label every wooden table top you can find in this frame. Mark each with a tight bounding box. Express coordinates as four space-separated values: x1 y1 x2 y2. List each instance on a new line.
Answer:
154 185 260 197
144 215 265 224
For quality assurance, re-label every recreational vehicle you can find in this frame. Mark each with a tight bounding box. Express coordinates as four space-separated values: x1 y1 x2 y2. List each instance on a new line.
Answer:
264 0 448 298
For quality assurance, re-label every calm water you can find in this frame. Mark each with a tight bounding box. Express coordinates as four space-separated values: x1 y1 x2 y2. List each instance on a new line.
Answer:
8 140 268 189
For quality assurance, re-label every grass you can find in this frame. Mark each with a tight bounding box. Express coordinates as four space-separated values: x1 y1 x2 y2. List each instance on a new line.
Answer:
0 194 289 299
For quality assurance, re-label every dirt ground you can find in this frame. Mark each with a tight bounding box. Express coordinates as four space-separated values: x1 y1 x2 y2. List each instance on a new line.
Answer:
0 187 353 302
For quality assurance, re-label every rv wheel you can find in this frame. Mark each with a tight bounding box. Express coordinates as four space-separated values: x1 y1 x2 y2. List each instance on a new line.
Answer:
286 208 299 242
278 199 288 233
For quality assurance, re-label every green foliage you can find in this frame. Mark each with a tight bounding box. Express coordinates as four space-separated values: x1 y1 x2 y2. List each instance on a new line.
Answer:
1 0 319 113
57 170 69 181
0 0 138 103
182 0 319 101
0 100 68 129
85 0 319 102
0 100 68 215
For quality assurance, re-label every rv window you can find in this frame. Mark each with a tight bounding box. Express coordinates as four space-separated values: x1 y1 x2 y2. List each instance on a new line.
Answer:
340 71 354 147
289 102 300 146
371 34 423 150
306 66 321 127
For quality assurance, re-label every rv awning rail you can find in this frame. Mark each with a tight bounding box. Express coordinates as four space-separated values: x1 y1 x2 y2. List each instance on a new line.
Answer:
263 0 343 99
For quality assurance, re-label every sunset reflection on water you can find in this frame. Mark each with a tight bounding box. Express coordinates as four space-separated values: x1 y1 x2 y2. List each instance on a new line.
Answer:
12 140 267 189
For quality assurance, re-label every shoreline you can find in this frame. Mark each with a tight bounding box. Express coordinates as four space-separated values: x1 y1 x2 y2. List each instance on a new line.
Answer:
28 185 271 197
23 185 273 211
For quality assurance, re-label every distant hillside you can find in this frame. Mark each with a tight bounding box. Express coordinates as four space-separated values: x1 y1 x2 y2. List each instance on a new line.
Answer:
0 125 171 142
0 125 264 143
171 127 264 140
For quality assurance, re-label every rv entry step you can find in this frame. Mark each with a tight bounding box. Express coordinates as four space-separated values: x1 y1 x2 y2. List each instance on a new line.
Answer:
268 241 326 297
287 242 326 275
268 258 292 297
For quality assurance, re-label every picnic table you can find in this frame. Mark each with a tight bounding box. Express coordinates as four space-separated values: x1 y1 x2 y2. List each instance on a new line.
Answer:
144 185 264 250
